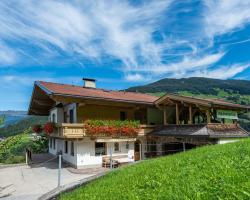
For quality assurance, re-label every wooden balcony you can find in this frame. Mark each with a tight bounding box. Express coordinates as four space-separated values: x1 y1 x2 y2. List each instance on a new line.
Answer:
52 123 86 138
51 123 156 139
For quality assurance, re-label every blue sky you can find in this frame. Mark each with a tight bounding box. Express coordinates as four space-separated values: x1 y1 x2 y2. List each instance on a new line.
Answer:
0 0 250 111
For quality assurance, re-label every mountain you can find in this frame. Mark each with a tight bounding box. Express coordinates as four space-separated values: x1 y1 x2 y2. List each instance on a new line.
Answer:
0 111 47 138
0 111 27 128
127 77 250 105
127 77 250 95
0 115 47 138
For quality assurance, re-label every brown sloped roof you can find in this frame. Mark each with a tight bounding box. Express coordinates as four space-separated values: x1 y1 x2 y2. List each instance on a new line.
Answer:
155 93 250 110
150 124 249 138
36 81 158 104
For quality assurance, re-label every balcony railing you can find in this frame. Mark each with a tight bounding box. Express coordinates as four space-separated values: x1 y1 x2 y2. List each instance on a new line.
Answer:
51 123 156 138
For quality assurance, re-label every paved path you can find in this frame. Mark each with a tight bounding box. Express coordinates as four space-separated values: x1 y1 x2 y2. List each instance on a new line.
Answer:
0 161 94 200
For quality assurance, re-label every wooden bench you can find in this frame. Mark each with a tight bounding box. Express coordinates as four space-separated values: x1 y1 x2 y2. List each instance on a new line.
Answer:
102 156 119 168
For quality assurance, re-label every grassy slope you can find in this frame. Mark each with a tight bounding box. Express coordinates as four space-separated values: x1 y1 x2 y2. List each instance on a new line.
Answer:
60 139 250 200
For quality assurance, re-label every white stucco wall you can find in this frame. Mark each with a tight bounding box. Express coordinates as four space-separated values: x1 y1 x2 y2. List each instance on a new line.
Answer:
62 140 77 166
76 139 135 168
64 103 77 123
49 107 63 123
49 138 57 155
49 137 136 168
76 138 102 167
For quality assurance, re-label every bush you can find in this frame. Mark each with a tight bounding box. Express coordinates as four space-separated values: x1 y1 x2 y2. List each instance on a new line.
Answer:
30 136 48 153
0 132 30 164
5 155 25 164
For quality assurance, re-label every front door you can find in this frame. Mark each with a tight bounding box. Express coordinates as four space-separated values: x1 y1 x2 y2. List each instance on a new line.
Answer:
134 140 141 161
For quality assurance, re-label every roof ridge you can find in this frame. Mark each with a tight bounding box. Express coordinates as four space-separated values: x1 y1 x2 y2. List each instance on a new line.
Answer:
37 80 156 97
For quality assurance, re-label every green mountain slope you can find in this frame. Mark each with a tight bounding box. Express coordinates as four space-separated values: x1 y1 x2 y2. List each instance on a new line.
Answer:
60 139 250 200
127 77 250 96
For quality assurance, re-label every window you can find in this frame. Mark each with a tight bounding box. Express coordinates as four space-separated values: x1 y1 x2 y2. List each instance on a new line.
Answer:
95 142 106 156
120 111 127 121
52 113 56 123
64 112 67 123
71 141 74 156
50 138 52 148
147 141 157 152
64 141 68 154
69 109 74 123
126 142 129 149
114 142 120 152
53 138 56 149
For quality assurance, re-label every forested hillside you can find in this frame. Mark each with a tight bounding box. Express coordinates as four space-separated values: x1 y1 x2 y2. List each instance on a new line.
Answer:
127 77 250 95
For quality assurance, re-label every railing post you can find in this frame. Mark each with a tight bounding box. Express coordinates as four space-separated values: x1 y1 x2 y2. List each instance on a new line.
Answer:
58 154 62 187
25 150 28 164
183 142 186 152
110 147 113 170
139 143 142 160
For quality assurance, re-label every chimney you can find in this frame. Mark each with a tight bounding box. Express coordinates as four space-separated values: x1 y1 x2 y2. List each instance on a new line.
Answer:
83 78 96 88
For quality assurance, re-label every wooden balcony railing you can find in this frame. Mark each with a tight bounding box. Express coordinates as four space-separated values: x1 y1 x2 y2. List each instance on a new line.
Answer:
51 123 156 138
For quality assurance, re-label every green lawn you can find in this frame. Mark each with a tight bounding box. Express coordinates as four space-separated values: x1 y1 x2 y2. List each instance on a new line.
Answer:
60 139 250 200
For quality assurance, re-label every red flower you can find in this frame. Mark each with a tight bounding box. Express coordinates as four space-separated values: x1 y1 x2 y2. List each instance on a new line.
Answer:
33 124 42 134
44 122 55 135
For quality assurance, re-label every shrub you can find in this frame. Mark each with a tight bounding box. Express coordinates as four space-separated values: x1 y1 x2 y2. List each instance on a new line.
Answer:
5 155 25 164
30 137 48 153
0 133 30 164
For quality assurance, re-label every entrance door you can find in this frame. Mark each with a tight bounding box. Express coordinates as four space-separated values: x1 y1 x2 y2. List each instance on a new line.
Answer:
134 140 141 161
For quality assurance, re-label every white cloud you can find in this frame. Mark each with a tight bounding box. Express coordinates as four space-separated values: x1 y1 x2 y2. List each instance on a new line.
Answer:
186 63 250 79
0 0 172 69
203 0 250 37
127 52 224 78
0 0 248 81
125 73 146 82
0 41 17 65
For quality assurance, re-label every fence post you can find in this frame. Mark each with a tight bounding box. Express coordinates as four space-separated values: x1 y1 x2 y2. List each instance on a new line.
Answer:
139 143 142 160
110 147 113 170
25 150 28 164
183 142 186 152
58 154 62 187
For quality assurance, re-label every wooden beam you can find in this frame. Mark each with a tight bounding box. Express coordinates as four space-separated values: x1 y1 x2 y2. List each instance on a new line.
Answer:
176 103 179 125
188 106 192 124
206 110 211 123
163 106 168 125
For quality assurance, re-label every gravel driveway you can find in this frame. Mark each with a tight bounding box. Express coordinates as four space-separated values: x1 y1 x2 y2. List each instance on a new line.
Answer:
0 160 94 200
